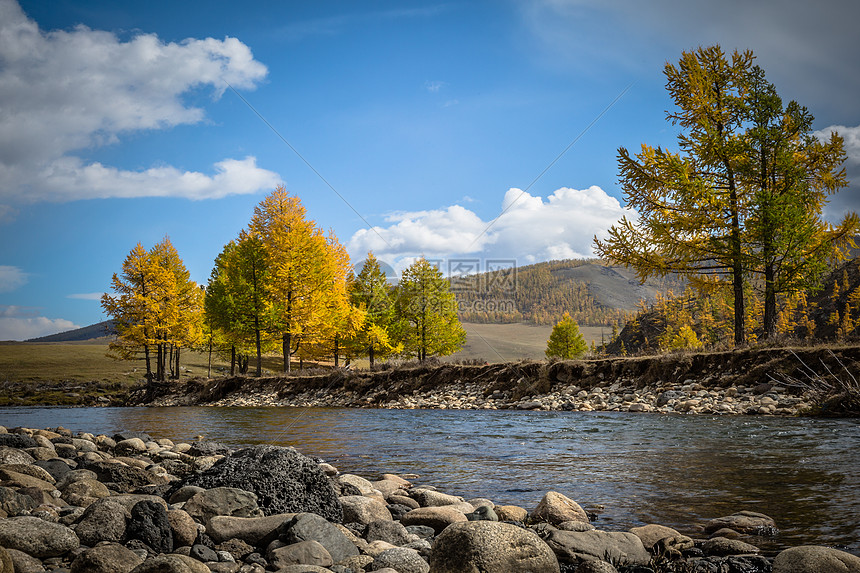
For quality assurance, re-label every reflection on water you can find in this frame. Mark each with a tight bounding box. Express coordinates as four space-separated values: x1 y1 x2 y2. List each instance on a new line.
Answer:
0 406 857 555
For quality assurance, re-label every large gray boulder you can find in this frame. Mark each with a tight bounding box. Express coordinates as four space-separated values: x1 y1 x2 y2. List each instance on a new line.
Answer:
207 513 294 545
72 499 130 546
773 545 860 573
182 487 261 525
531 491 589 526
71 543 144 573
181 445 342 522
373 547 429 573
542 529 650 568
340 495 393 525
703 511 777 535
280 512 360 563
428 521 560 573
0 516 80 558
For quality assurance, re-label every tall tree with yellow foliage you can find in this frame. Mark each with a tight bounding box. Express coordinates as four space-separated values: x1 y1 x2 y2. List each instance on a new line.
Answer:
102 237 203 382
249 186 353 372
596 46 754 345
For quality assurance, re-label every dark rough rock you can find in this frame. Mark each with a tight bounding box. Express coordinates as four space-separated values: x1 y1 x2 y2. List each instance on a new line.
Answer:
127 500 173 554
72 499 130 546
0 516 80 558
70 543 144 573
387 502 412 521
542 529 650 568
773 545 860 573
406 525 435 540
0 485 38 516
0 435 38 449
429 521 560 573
280 512 359 563
188 440 232 457
112 432 152 444
33 459 73 482
80 461 156 493
181 445 342 522
689 555 772 572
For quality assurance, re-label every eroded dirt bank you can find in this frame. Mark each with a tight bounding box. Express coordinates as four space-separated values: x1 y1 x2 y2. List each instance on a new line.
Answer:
133 345 860 416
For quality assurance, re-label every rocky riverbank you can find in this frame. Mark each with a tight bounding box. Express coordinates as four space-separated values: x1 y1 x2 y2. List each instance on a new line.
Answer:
138 346 860 417
1 424 859 573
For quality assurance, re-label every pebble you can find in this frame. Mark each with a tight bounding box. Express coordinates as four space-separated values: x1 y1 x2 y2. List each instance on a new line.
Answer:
0 424 852 573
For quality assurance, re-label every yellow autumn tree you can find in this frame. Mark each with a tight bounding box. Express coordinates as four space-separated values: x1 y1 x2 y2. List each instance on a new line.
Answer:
249 186 354 372
102 237 203 382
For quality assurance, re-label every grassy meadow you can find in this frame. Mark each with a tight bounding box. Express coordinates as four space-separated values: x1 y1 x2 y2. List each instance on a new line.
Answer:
0 321 610 404
447 322 608 363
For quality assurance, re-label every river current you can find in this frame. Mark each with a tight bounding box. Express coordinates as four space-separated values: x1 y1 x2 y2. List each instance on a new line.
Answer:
0 406 857 555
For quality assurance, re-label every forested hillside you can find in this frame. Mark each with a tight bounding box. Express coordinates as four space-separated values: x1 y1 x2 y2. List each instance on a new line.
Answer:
607 257 860 355
454 259 681 326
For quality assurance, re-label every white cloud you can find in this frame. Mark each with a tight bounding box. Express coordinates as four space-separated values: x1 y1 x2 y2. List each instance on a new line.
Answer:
348 185 632 270
24 156 281 202
815 124 860 165
0 265 27 293
67 293 104 301
0 0 276 204
0 316 79 341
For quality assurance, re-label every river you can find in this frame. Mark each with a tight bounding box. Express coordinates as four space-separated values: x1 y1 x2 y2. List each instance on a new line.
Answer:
1 406 858 556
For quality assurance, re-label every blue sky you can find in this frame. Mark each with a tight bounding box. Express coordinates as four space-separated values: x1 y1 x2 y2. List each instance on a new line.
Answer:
1 0 858 340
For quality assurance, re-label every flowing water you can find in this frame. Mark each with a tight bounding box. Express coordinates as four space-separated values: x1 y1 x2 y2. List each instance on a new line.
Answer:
1 406 858 555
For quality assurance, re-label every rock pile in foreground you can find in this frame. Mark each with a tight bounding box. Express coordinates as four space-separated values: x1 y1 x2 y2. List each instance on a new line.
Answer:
1 425 858 573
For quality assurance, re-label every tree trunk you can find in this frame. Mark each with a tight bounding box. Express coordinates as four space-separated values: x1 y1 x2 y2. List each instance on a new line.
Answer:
334 335 339 368
156 343 163 382
143 344 152 382
175 346 180 380
207 339 212 378
763 262 777 338
728 169 745 346
369 343 375 367
230 345 236 376
254 324 262 377
283 332 291 373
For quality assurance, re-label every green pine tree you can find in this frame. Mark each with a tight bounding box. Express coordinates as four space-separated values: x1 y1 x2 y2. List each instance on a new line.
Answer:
545 313 588 360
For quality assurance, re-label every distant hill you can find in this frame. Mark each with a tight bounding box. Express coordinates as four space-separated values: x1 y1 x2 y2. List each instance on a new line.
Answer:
454 258 681 326
27 320 116 343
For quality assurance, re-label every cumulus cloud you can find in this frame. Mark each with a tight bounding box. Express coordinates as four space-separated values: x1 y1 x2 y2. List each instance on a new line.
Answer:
0 0 277 204
815 124 860 165
0 317 79 341
0 265 27 293
0 305 78 341
348 185 632 270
